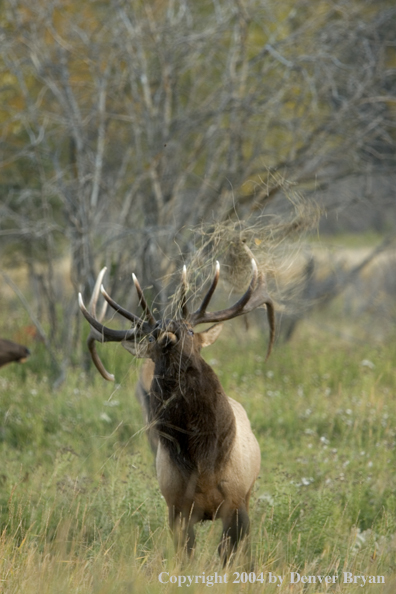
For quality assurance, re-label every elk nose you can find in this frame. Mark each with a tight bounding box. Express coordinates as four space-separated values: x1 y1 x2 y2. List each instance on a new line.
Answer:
158 331 178 348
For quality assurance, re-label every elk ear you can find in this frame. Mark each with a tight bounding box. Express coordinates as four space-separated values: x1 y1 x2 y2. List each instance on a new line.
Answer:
196 323 223 348
121 338 150 359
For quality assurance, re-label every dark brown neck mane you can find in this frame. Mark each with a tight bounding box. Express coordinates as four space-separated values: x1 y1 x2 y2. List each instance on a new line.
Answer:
150 352 236 477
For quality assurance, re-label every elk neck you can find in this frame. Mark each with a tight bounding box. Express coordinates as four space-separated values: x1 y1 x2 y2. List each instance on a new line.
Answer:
150 348 236 477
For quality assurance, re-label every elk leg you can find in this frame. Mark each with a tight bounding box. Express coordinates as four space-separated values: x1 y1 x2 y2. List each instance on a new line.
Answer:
168 507 196 556
218 506 250 564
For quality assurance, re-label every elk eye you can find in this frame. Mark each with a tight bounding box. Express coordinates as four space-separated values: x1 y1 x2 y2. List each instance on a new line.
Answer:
187 329 194 336
148 335 155 343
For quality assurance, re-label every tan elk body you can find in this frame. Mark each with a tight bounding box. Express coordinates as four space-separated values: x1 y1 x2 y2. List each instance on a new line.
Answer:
79 259 274 561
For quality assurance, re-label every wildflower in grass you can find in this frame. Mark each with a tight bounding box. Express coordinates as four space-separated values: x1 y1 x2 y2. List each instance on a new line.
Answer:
258 493 274 506
293 477 314 487
361 359 375 369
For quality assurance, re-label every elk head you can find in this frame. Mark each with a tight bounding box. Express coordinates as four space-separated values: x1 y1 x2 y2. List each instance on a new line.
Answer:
79 258 274 380
79 258 275 563
0 338 30 368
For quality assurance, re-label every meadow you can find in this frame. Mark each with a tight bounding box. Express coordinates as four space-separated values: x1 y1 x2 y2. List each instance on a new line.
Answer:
0 304 396 593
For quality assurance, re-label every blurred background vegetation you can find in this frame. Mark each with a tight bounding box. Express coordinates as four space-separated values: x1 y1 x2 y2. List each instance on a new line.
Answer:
1 0 395 381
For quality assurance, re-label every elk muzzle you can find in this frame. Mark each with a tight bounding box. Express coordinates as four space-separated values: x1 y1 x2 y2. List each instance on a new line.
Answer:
158 331 178 348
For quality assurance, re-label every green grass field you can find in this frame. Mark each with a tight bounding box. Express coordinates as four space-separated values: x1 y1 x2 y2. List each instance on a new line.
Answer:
1 311 395 592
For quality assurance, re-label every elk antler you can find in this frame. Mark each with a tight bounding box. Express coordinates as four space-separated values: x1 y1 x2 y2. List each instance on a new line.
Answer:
78 267 152 381
81 267 114 381
188 259 275 360
131 274 156 326
80 260 275 379
179 265 189 319
191 261 220 320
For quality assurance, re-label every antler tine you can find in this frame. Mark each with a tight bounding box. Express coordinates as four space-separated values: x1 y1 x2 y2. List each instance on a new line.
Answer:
241 244 275 360
100 285 146 327
79 293 138 342
132 273 156 326
84 267 114 381
79 270 141 382
239 257 258 307
87 334 115 382
189 258 275 360
264 298 275 362
190 259 255 326
180 265 189 319
192 261 220 318
89 266 108 321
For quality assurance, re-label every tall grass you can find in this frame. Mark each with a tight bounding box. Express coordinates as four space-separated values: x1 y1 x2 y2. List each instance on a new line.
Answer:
0 312 396 592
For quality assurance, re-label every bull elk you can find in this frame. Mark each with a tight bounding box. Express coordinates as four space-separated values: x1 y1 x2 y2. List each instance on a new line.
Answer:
0 338 30 368
78 259 275 562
